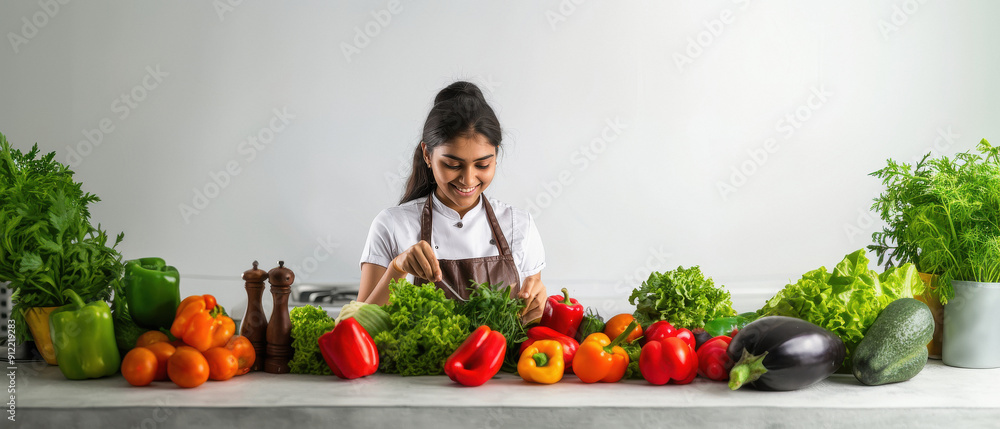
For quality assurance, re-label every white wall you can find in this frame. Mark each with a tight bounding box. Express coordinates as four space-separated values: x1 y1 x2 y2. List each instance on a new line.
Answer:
3 1 999 312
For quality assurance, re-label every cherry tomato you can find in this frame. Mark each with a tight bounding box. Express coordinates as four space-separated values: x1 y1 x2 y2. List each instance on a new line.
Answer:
604 313 643 343
121 347 157 387
203 347 239 381
168 346 210 388
145 341 177 381
225 335 256 375
135 330 170 348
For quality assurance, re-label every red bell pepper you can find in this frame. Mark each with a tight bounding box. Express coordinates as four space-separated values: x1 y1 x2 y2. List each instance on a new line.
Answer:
639 336 698 385
643 320 675 345
540 288 584 339
444 325 506 387
697 335 733 381
519 326 579 371
643 320 695 351
318 318 378 379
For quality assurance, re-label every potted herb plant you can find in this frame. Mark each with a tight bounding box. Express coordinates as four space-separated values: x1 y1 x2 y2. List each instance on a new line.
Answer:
870 138 1000 368
0 132 125 364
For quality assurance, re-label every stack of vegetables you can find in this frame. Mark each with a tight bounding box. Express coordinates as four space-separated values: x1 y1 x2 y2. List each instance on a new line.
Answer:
278 256 935 390
755 249 925 370
120 294 255 388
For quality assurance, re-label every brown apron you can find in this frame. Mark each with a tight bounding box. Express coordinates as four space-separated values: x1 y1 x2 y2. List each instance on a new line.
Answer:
414 193 521 301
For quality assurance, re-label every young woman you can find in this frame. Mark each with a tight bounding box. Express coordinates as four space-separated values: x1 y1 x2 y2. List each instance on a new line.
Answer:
357 81 547 320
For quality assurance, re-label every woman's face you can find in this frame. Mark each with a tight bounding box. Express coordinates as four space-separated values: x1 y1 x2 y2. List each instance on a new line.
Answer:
423 133 497 216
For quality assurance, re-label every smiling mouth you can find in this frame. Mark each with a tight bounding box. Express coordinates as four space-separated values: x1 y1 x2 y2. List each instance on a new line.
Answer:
451 183 480 195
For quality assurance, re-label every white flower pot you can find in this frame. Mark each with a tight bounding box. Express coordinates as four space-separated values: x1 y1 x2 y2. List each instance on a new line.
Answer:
943 280 1000 368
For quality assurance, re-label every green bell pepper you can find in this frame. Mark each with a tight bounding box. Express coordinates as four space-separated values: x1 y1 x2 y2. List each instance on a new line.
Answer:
49 290 122 380
704 315 752 337
124 257 181 330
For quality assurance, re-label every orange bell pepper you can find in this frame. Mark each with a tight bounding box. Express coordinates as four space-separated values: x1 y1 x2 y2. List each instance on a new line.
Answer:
572 320 637 383
170 294 236 352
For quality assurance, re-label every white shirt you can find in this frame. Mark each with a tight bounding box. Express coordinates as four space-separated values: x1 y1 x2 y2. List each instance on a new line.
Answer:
360 193 545 281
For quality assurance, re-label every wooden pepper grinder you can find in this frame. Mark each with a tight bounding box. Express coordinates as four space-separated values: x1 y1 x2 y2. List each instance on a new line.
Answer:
241 261 268 371
265 260 294 374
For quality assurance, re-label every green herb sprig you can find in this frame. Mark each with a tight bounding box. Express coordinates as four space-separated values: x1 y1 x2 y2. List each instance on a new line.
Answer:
870 139 1000 302
456 281 528 370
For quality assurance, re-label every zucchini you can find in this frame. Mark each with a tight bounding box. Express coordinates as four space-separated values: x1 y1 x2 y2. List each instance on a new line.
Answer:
851 298 934 386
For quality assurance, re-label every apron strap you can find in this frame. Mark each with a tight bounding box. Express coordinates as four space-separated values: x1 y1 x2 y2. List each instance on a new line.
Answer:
481 195 512 257
419 193 433 243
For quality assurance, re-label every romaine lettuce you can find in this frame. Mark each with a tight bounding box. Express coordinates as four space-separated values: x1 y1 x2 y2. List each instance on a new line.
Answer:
756 249 925 369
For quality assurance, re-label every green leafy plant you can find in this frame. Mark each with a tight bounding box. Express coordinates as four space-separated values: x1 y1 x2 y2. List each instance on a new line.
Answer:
756 249 925 371
870 138 1000 302
288 305 337 375
0 131 124 343
372 279 471 376
628 265 736 329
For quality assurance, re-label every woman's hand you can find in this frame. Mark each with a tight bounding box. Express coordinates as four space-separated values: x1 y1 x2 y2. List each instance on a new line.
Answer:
519 273 546 321
391 240 442 282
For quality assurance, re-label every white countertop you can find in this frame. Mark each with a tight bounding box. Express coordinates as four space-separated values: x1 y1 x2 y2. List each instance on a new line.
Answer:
14 359 1000 428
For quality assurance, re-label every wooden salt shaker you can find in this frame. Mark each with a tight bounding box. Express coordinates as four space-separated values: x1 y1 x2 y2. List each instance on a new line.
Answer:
265 260 294 374
241 261 268 371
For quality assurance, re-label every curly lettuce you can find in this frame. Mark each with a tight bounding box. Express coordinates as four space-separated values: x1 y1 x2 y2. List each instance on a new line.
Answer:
289 305 336 375
629 266 737 329
373 279 471 376
757 249 925 369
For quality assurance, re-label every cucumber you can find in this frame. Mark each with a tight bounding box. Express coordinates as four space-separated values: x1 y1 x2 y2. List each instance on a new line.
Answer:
852 298 934 386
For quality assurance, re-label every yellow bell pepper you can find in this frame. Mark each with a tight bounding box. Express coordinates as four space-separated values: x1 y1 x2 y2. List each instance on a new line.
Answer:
518 339 564 384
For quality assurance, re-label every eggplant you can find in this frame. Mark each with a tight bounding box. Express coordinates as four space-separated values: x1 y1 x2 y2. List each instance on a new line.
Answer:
726 316 846 391
691 327 712 350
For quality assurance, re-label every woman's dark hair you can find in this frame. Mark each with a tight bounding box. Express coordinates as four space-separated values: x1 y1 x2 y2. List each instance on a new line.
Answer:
399 81 502 204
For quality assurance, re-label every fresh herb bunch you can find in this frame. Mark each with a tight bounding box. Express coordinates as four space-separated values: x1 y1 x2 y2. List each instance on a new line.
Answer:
373 279 471 376
0 132 125 343
456 282 528 371
629 266 736 329
870 138 1000 302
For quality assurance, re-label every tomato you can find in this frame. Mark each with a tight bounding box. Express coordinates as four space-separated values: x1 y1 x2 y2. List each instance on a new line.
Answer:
168 346 210 388
121 347 157 386
203 347 239 381
225 335 256 376
604 313 643 343
135 330 170 348
145 341 177 381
